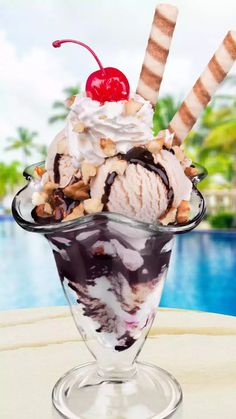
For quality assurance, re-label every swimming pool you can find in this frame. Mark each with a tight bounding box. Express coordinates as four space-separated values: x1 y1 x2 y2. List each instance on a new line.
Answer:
0 220 235 315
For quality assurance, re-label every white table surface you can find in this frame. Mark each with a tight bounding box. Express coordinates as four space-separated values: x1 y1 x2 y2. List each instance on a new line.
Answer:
1 307 236 419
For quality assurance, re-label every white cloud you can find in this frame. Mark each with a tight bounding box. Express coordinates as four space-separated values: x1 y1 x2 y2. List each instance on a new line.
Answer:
0 30 76 162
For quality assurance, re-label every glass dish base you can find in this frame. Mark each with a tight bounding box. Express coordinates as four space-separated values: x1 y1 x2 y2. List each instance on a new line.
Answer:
52 361 182 419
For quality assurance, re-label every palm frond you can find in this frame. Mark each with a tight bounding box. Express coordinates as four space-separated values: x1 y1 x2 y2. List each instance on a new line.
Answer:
52 100 67 110
48 113 68 124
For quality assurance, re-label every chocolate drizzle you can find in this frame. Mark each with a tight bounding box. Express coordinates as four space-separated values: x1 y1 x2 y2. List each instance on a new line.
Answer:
53 153 62 184
163 145 175 155
102 171 118 210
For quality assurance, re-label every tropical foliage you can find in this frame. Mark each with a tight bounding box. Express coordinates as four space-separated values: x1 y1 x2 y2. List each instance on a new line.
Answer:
153 95 179 135
5 127 42 165
0 161 22 201
184 93 236 191
48 85 80 124
153 78 236 192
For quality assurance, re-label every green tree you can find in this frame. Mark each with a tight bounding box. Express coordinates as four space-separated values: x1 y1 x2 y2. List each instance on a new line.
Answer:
0 161 22 201
5 127 39 165
184 75 236 190
153 96 180 135
49 85 80 124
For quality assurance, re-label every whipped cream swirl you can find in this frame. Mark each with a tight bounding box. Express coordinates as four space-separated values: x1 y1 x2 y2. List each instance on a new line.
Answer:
65 93 154 165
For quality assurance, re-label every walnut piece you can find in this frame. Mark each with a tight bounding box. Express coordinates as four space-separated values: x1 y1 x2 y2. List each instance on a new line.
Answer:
63 203 84 221
157 129 174 149
34 166 46 178
81 162 97 185
111 160 128 176
147 139 164 154
44 202 53 215
159 208 177 225
43 181 59 193
63 181 89 200
32 191 48 206
73 121 85 133
100 138 116 156
176 200 190 224
184 166 198 177
65 95 76 108
124 99 142 116
84 198 103 214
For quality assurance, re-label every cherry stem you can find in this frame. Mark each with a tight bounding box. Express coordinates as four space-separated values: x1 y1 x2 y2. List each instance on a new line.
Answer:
52 39 104 72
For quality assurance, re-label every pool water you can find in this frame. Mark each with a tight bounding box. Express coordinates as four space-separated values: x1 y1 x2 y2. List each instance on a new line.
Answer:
0 221 236 315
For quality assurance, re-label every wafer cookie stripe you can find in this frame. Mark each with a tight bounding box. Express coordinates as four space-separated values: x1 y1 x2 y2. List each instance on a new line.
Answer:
169 31 236 144
136 4 178 107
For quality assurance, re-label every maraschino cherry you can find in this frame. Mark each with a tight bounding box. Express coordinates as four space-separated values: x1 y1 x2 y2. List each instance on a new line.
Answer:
52 39 130 103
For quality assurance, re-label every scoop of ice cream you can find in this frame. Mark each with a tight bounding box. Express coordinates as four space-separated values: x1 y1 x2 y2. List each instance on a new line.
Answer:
107 164 169 222
90 145 192 224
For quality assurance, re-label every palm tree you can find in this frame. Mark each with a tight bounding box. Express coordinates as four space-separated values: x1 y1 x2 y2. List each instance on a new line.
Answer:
49 85 80 124
37 144 48 160
5 127 39 165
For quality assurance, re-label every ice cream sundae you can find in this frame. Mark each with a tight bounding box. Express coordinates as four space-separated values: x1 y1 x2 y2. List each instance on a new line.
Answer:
12 4 236 418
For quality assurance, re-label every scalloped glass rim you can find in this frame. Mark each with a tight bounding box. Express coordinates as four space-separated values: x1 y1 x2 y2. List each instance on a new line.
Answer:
12 161 207 235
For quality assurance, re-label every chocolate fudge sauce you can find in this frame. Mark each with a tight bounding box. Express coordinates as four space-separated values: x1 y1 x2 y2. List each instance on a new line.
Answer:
53 153 62 184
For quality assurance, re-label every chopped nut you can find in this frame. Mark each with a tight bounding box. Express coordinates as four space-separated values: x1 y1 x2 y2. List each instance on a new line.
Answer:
84 198 103 214
73 121 85 133
124 99 142 116
98 114 107 120
57 139 68 154
43 182 59 193
184 166 198 177
44 202 53 215
176 200 190 224
172 146 185 162
147 139 164 154
63 203 84 221
65 95 76 108
32 191 48 206
159 208 177 225
34 166 46 177
111 160 128 176
157 129 174 149
74 169 81 179
63 181 89 200
33 204 52 221
100 138 116 156
81 162 97 185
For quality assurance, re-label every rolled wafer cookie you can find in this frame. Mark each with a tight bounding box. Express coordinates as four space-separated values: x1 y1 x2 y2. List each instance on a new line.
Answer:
136 4 178 107
168 31 236 145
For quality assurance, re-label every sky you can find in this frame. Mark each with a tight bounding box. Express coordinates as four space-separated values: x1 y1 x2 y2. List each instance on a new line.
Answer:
0 0 236 163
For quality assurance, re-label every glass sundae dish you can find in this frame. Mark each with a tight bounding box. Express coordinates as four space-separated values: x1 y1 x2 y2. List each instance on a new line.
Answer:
12 3 236 418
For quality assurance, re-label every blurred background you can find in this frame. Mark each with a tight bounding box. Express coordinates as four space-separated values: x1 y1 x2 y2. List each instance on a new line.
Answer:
0 0 235 314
